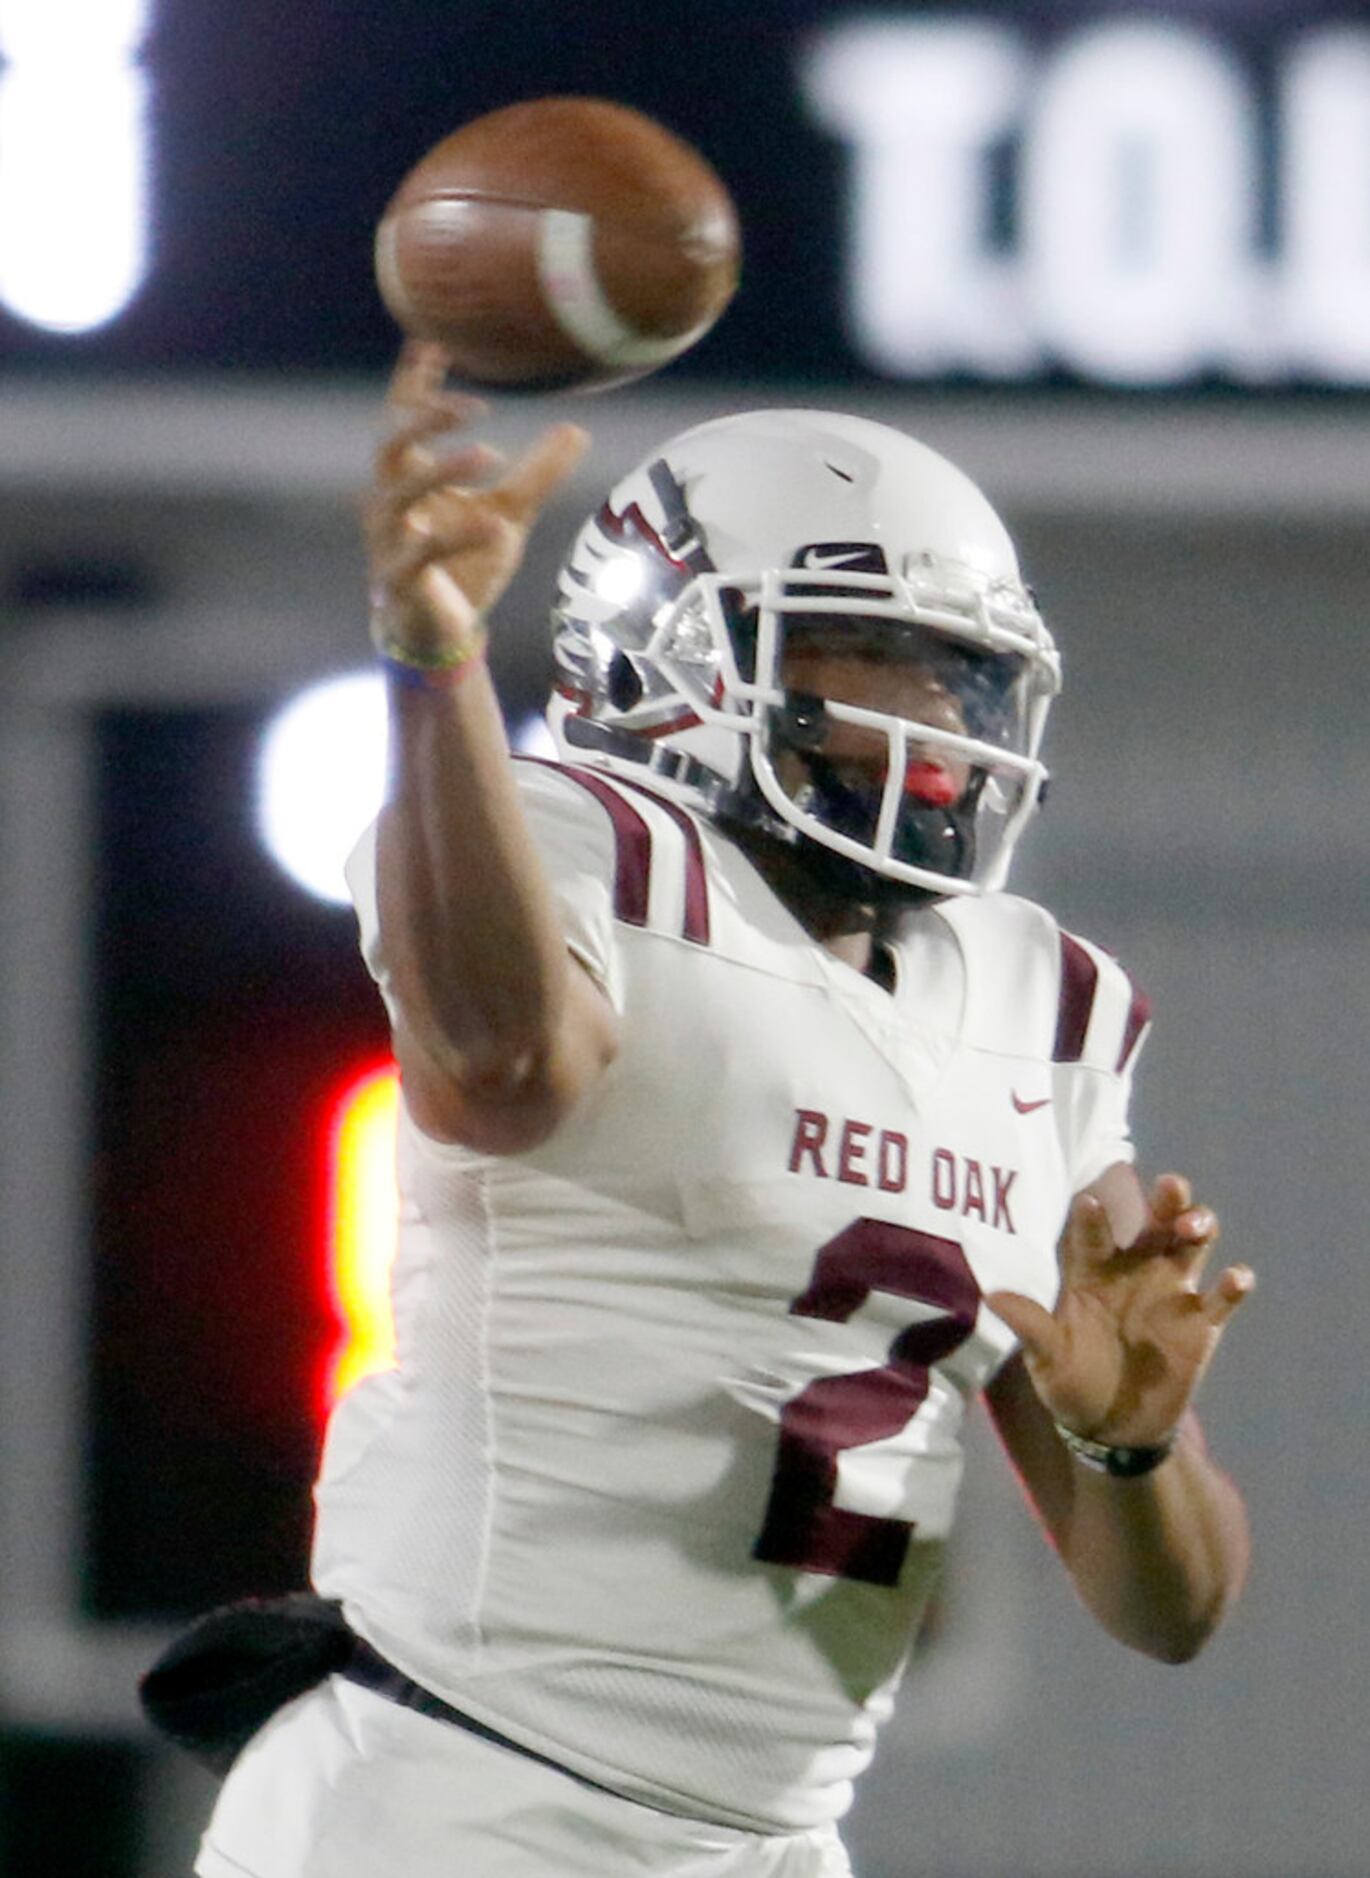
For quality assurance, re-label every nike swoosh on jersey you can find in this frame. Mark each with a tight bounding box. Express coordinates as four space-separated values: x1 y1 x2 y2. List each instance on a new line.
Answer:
1011 1092 1052 1114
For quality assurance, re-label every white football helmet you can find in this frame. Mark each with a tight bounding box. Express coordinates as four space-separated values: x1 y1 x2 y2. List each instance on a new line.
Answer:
548 408 1060 900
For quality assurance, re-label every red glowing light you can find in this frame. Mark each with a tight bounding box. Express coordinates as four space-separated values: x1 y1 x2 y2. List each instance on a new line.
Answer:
323 1060 399 1411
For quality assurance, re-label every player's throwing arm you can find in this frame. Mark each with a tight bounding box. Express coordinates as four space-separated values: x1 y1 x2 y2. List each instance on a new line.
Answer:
363 344 617 1156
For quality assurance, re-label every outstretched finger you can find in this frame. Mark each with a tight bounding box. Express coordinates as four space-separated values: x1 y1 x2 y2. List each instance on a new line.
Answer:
984 1288 1063 1369
389 339 454 403
1202 1263 1255 1329
493 423 591 526
1137 1195 1221 1278
377 507 504 597
377 396 491 485
1171 1200 1219 1241
1169 1202 1221 1268
1058 1191 1117 1286
366 445 505 547
1149 1172 1193 1225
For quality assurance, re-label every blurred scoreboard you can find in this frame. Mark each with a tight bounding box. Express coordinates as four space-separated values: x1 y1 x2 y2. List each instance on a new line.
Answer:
0 0 1367 388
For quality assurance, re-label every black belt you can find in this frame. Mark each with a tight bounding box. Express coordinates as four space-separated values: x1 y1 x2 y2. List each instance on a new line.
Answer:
141 1590 638 1804
341 1634 629 1802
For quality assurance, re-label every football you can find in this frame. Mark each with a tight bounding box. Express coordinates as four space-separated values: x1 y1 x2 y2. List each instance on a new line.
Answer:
374 97 740 391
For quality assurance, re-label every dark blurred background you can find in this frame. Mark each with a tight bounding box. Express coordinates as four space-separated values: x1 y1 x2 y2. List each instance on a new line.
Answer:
1 1 1367 1872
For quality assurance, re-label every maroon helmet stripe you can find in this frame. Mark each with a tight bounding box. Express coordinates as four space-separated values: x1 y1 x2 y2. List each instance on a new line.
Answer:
1116 984 1152 1072
545 763 652 927
633 708 704 740
612 777 711 946
1054 933 1099 1062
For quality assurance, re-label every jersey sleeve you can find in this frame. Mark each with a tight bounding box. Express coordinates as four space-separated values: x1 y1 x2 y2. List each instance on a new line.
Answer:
510 760 626 1010
936 894 1152 1197
342 813 400 1028
1051 928 1152 1194
342 759 627 1022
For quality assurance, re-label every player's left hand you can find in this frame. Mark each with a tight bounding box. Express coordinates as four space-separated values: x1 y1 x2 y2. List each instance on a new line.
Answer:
986 1173 1255 1448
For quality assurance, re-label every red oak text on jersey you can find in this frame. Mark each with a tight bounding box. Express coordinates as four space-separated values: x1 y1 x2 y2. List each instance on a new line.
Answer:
786 1107 1019 1233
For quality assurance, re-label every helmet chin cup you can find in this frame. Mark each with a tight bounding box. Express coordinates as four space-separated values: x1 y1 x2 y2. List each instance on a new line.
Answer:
549 408 1060 898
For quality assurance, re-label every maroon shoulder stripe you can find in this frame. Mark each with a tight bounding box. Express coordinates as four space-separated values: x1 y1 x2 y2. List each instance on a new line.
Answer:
1054 932 1099 1062
610 777 711 947
550 764 652 928
1115 983 1152 1072
518 758 712 943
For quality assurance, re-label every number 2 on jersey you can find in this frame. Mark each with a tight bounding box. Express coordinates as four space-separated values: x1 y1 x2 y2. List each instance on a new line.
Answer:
753 1220 981 1587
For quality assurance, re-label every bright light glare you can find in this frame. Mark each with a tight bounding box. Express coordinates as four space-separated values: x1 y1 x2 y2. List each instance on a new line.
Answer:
324 1063 399 1409
0 68 148 332
0 0 151 60
0 0 153 333
593 556 647 606
257 674 389 905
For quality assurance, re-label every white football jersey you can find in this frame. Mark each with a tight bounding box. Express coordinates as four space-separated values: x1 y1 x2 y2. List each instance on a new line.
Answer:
314 761 1149 1833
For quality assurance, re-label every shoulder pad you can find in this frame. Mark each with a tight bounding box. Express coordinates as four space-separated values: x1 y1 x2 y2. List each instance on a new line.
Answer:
934 894 1150 1073
515 758 712 947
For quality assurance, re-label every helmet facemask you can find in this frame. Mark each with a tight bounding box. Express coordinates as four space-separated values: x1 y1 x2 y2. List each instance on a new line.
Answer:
741 578 1057 899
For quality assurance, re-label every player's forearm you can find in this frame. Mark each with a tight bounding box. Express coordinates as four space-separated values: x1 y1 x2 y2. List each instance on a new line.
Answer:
378 665 571 1087
1057 1423 1250 1663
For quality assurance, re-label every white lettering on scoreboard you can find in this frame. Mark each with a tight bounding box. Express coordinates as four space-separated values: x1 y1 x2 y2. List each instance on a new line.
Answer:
801 17 1370 385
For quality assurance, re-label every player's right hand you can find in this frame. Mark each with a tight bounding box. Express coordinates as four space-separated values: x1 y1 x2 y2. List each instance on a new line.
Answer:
365 341 589 661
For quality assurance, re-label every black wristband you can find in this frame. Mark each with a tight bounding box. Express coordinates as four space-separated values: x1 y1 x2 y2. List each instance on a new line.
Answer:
1053 1421 1176 1478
